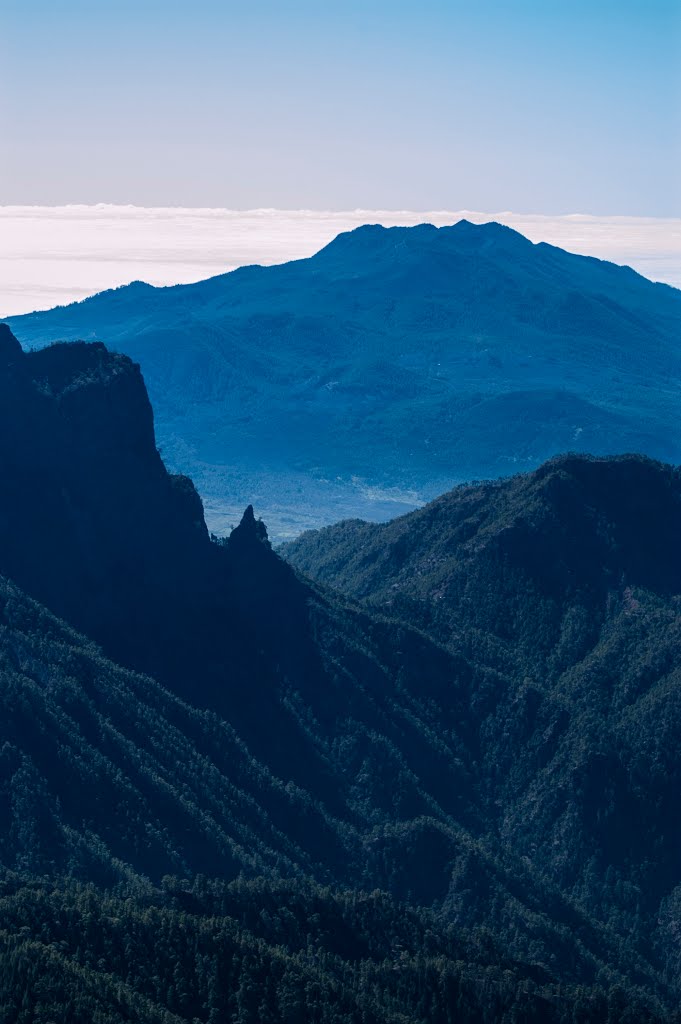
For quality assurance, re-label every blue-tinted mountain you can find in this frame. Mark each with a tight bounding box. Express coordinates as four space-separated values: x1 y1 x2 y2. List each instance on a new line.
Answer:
8 221 681 538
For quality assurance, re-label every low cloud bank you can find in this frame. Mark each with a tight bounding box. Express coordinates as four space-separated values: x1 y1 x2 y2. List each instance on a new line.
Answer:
1 205 679 316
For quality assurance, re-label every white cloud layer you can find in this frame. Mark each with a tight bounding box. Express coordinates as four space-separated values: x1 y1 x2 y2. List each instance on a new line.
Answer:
1 205 679 317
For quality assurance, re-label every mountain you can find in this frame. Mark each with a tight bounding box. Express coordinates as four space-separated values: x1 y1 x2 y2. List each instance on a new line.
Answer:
280 451 681 650
8 221 681 539
2 325 681 1017
283 453 681 997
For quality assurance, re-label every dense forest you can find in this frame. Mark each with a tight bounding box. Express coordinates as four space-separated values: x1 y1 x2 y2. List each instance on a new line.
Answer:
2 324 681 1019
0 574 675 1022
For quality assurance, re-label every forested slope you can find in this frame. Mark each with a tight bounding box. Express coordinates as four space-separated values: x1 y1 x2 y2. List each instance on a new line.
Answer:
283 454 681 996
0 577 673 1022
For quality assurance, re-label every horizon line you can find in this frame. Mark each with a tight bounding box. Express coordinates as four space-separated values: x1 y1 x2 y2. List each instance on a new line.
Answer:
1 204 679 223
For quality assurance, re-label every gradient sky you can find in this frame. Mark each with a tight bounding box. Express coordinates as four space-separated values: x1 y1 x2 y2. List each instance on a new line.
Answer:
1 0 679 215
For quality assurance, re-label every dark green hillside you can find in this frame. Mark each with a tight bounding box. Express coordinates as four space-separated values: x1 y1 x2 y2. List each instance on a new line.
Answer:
8 221 681 537
0 579 673 1022
5 871 667 1024
281 452 681 640
283 453 681 991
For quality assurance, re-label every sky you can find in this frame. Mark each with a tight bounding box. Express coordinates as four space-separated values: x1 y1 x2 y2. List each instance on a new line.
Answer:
1 0 680 215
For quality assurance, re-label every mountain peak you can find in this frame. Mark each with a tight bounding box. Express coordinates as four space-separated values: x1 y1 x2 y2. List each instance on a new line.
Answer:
311 218 532 266
447 218 532 246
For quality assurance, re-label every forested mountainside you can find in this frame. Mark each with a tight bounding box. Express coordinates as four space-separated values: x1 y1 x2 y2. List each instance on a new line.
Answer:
8 220 681 538
281 451 681 653
2 324 681 1019
3 578 671 1023
282 453 681 1005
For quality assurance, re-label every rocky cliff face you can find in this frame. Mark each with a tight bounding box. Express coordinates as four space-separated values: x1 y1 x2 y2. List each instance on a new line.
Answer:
0 328 212 675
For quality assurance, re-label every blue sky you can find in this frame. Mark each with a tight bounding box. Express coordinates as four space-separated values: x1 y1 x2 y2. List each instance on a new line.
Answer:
1 0 679 214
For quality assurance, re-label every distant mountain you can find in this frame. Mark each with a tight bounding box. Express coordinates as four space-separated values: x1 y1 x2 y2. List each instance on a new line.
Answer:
8 221 681 538
3 326 681 1017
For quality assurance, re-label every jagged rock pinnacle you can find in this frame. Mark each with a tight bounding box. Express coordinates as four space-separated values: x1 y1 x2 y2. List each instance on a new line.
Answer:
229 504 271 550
